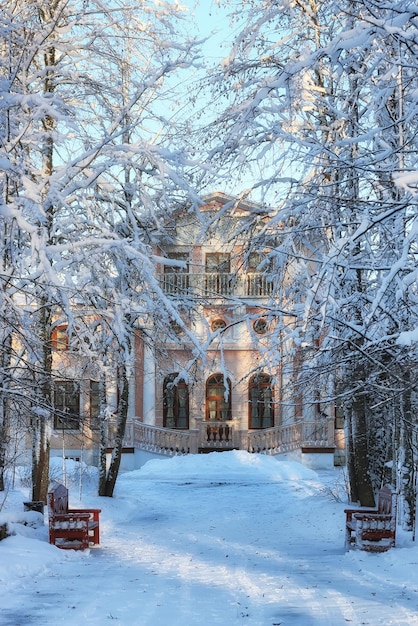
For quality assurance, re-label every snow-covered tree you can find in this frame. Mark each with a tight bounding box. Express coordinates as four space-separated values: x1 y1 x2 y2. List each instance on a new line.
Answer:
0 0 202 499
208 0 418 516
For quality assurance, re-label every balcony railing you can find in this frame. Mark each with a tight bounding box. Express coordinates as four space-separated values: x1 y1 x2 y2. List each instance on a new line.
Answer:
244 419 335 455
106 418 334 458
132 422 195 455
201 420 236 449
159 272 273 298
106 420 195 454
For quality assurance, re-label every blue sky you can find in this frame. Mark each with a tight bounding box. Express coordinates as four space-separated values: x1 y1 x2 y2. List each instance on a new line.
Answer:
185 1 235 61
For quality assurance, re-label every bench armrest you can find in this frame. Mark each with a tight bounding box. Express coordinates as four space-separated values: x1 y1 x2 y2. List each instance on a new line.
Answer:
70 508 101 522
345 507 377 522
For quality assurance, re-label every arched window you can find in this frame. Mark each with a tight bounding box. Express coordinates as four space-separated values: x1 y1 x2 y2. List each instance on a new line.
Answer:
163 374 189 429
249 374 274 429
206 374 231 421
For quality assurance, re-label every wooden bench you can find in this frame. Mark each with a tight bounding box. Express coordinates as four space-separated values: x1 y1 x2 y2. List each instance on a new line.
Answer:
345 484 397 552
48 482 101 550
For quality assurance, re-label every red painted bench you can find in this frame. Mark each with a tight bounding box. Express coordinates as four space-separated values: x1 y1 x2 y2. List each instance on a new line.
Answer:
48 483 101 550
345 484 397 552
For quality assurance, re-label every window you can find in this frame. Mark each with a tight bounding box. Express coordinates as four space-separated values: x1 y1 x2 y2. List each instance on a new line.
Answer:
206 252 230 273
90 380 100 429
205 253 232 295
51 325 68 350
253 317 269 334
163 374 189 429
163 253 189 294
248 252 261 272
51 324 82 350
206 374 231 421
249 374 274 429
246 252 273 296
211 318 226 332
335 406 344 429
170 320 184 336
54 380 80 430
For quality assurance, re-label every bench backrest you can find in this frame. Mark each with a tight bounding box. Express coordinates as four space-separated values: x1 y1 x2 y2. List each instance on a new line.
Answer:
377 485 396 516
48 483 69 517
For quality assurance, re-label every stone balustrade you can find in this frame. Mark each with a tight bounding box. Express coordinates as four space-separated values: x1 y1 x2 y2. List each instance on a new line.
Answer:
106 418 335 458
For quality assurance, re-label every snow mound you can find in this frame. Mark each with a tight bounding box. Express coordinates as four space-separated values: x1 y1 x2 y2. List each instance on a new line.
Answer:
120 450 318 484
0 534 84 592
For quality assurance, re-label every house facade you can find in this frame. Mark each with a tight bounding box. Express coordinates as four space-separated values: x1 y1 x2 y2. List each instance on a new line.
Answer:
115 192 341 469
35 192 341 471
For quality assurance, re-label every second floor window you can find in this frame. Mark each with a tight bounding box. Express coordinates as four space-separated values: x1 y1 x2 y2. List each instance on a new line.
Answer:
51 325 69 350
164 253 189 294
51 324 83 351
205 253 231 295
248 252 261 272
246 252 273 297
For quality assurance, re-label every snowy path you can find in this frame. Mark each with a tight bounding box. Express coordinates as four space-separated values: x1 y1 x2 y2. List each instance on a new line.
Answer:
2 455 418 625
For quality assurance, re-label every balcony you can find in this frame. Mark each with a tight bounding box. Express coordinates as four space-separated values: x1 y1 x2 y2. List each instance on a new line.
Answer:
159 272 274 298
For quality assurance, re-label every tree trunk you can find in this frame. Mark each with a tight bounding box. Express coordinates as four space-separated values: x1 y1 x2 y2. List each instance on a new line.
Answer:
351 392 375 506
400 377 415 531
31 418 50 503
0 415 7 492
101 363 129 498
0 333 12 492
345 404 359 503
30 26 56 503
31 304 52 503
98 372 109 497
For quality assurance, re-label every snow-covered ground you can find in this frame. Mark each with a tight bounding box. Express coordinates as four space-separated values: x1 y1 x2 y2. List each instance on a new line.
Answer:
1 451 418 626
